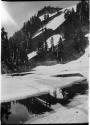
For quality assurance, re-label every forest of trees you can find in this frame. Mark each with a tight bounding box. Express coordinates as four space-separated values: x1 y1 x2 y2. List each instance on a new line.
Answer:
63 0 89 52
37 0 89 61
1 0 89 73
37 6 62 17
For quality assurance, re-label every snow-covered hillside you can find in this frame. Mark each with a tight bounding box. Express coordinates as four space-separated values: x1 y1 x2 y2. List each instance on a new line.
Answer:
26 33 89 124
33 5 76 39
32 33 89 80
47 34 61 48
2 33 89 102
27 51 37 60
39 5 76 22
47 34 65 48
1 2 89 124
29 31 90 76
39 11 58 21
32 13 65 38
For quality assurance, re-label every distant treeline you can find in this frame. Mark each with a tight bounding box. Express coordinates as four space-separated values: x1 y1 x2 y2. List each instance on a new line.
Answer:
37 6 62 17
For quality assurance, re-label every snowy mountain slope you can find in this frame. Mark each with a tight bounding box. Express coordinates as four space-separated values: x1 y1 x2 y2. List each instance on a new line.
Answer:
32 33 89 79
27 34 64 60
2 33 89 102
25 34 89 124
39 11 58 21
47 34 65 48
33 5 76 39
1 26 89 102
32 13 65 39
61 5 76 13
29 93 88 123
1 3 89 124
27 51 37 60
46 13 65 30
39 5 76 22
32 47 89 79
47 34 61 48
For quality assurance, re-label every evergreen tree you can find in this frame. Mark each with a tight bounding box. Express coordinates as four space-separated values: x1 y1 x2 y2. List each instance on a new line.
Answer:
28 33 33 51
44 41 48 52
77 0 89 24
50 36 54 52
58 37 64 62
74 29 85 53
1 27 10 64
43 27 48 52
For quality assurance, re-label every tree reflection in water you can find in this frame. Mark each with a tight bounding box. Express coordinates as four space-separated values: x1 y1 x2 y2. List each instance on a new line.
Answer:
1 102 11 124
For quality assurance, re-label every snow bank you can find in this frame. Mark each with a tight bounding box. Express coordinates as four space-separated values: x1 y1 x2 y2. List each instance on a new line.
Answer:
32 30 42 39
45 5 76 31
47 34 65 48
1 76 50 103
30 101 88 123
46 13 65 30
85 33 90 42
39 15 44 21
32 45 89 79
27 51 37 60
47 34 60 48
33 33 89 74
33 13 65 39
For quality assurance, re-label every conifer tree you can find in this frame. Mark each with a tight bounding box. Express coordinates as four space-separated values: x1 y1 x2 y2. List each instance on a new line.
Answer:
58 37 63 62
1 27 10 64
50 36 54 52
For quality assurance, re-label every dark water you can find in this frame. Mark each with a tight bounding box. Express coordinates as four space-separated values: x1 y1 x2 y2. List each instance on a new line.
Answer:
1 79 88 124
58 79 88 105
53 73 83 77
7 72 34 77
1 95 53 124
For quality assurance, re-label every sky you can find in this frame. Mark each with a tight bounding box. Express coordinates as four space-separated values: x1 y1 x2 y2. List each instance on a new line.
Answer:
1 1 79 38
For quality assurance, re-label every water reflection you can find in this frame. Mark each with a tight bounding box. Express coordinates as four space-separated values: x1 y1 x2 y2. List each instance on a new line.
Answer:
18 97 53 115
1 96 53 124
1 79 88 124
1 102 11 124
7 72 34 77
58 79 88 105
1 101 29 124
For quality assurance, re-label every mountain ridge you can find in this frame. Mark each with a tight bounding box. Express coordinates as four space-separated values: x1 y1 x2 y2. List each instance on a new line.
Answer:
1 0 89 73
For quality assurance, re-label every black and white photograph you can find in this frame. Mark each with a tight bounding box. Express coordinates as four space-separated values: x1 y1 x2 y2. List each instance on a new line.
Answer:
0 0 89 124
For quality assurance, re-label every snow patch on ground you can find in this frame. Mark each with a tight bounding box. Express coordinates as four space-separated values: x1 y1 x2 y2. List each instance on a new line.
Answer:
30 103 88 124
27 51 37 60
32 45 89 80
46 13 65 30
1 74 85 103
32 13 65 38
47 34 61 48
39 12 58 21
85 33 90 42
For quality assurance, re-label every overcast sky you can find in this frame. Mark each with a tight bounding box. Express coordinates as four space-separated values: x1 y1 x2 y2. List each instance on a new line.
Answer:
1 1 79 38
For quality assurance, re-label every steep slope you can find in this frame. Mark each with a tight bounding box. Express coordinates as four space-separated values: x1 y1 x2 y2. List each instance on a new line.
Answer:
39 11 58 21
32 33 89 80
33 5 76 39
25 33 89 124
30 3 89 65
2 33 89 103
27 51 37 60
